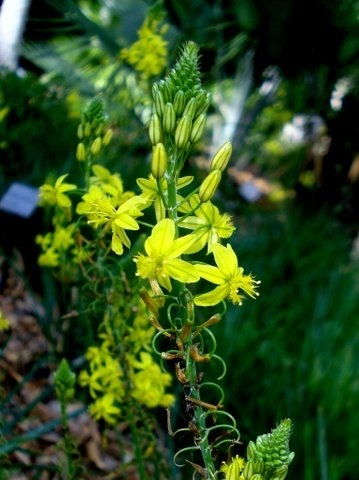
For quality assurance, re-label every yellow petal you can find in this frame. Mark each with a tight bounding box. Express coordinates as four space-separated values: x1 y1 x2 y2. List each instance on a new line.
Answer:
212 243 238 276
195 263 226 284
146 219 175 256
166 259 200 283
194 284 228 306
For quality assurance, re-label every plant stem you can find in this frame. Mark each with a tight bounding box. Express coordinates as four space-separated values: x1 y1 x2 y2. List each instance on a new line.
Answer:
166 149 217 479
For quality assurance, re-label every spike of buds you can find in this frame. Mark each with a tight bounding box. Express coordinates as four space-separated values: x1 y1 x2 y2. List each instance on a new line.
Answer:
151 143 168 179
199 169 221 203
210 141 232 172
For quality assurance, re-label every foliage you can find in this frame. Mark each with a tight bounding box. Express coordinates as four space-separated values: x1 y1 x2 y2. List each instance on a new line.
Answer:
0 70 79 190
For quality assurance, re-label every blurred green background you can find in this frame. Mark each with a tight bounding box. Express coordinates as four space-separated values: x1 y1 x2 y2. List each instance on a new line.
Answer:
1 1 358 479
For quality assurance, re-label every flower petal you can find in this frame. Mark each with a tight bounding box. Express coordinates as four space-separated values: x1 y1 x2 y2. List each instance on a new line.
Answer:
166 259 200 284
195 263 226 284
146 218 175 256
194 284 229 306
212 243 238 277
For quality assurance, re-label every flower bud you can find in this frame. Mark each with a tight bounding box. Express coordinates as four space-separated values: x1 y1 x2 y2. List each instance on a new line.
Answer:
90 137 102 155
210 141 232 171
153 84 165 117
102 128 113 146
173 90 186 116
198 169 221 203
195 91 211 117
77 124 83 139
174 115 192 149
247 440 258 460
84 121 91 137
151 143 168 179
183 97 197 119
148 113 163 145
190 113 206 143
163 102 176 133
76 142 86 161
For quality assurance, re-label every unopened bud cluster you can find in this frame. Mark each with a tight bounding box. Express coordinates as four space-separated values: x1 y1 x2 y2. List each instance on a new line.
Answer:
148 41 233 204
243 419 294 480
76 96 112 161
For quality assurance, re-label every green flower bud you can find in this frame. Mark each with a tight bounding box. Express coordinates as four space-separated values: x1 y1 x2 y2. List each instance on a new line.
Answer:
77 124 83 139
183 97 197 119
76 142 86 161
270 465 289 480
149 113 164 145
190 113 207 143
102 128 113 146
210 141 233 171
198 169 221 203
151 143 168 179
163 102 176 133
84 121 91 137
173 90 186 116
54 358 76 403
153 84 165 117
195 91 211 117
90 137 102 155
247 440 258 460
174 115 192 149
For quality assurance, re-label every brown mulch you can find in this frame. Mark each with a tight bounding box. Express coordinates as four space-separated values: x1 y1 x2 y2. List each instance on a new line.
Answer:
0 253 139 479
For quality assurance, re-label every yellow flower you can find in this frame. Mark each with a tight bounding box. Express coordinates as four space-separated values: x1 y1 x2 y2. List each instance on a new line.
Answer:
76 186 148 255
179 195 235 253
134 218 199 291
120 19 168 78
90 164 133 207
0 310 10 331
38 174 76 208
130 352 174 408
137 174 193 222
220 455 245 480
38 248 59 267
194 243 260 306
89 393 121 425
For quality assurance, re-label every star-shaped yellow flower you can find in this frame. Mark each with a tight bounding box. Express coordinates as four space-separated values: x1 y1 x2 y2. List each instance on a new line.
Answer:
76 186 148 255
178 195 235 253
39 174 76 208
194 243 260 306
134 218 199 291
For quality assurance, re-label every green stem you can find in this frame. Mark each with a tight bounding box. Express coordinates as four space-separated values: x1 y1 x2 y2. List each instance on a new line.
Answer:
165 149 217 479
128 402 147 480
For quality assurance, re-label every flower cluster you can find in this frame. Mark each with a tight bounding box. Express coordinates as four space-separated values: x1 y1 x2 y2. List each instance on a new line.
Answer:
79 305 174 425
120 17 168 79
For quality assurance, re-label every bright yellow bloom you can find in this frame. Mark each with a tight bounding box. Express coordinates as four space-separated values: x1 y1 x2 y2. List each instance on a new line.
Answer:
0 310 10 331
220 455 245 480
134 218 199 291
130 352 174 408
90 164 133 206
38 248 59 267
89 393 121 425
38 174 76 208
120 19 168 78
137 174 193 222
76 186 148 255
179 194 235 253
194 243 260 306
